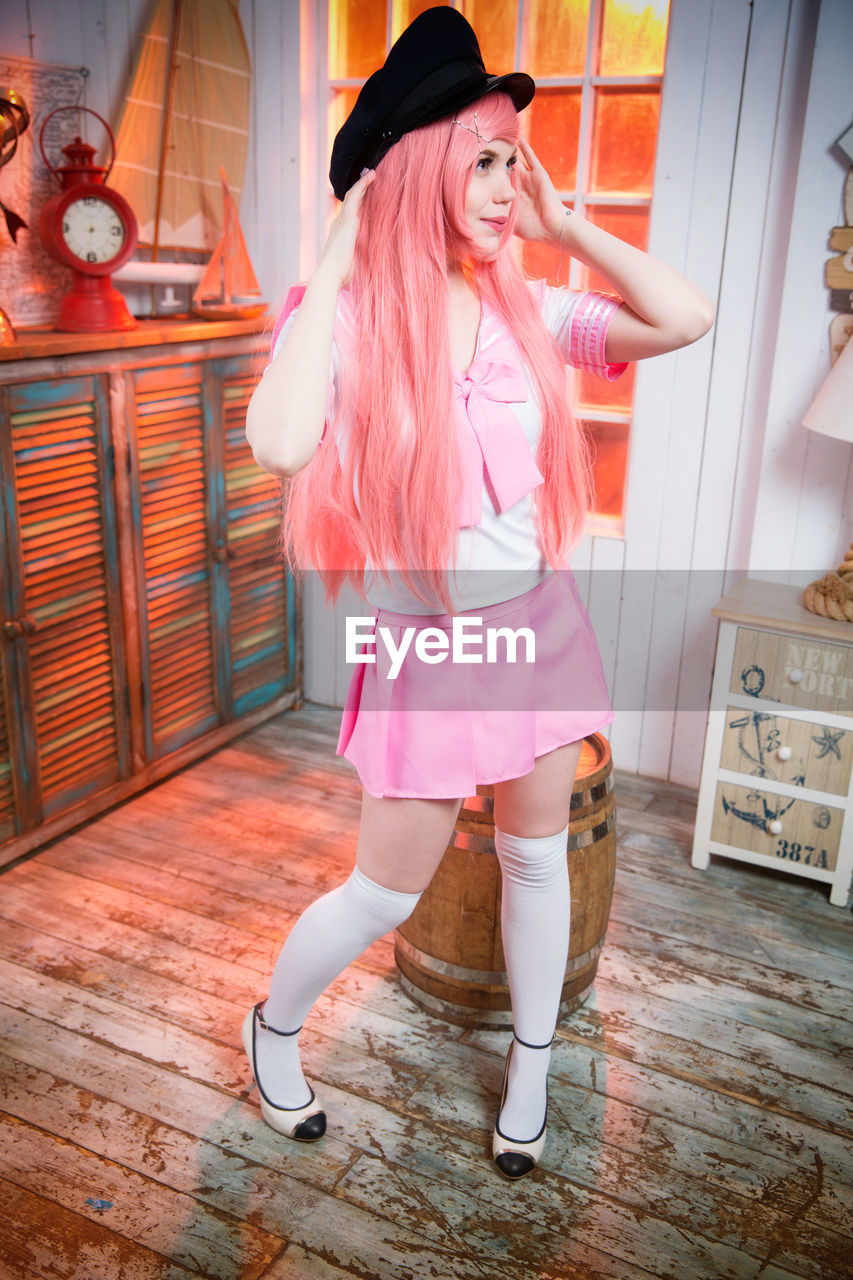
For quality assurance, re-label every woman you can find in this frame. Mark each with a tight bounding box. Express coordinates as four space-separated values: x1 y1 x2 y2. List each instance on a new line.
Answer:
245 7 713 1180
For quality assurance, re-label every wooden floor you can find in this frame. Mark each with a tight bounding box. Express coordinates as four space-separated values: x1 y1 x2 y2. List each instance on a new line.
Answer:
1 703 851 1280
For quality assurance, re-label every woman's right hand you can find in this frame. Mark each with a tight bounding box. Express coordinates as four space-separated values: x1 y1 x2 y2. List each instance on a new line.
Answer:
319 168 376 288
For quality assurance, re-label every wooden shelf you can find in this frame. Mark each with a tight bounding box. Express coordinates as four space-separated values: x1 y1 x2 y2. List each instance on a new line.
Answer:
0 315 269 363
712 577 853 644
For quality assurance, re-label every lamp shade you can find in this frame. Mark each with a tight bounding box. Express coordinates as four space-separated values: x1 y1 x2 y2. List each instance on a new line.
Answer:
803 336 853 442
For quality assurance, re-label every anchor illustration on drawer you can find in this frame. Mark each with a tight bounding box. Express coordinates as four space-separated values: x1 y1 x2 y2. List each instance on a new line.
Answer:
720 788 795 831
714 781 838 869
721 706 851 795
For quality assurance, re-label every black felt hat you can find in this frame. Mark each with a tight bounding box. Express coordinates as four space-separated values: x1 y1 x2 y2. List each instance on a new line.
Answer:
329 6 535 200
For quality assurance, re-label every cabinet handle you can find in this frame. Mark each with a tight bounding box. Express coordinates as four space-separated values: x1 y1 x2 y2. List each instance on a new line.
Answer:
788 668 803 684
767 819 783 835
776 746 792 761
213 546 227 562
3 616 38 639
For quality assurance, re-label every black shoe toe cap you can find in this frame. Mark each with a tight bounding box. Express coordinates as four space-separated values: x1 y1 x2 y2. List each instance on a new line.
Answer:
294 1111 326 1141
495 1150 535 1179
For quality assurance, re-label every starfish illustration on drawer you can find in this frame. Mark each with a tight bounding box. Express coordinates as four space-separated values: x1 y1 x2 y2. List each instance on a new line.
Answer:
812 727 844 760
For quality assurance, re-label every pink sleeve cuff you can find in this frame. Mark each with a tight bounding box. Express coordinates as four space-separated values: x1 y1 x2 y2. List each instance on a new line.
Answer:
270 284 307 361
568 291 627 382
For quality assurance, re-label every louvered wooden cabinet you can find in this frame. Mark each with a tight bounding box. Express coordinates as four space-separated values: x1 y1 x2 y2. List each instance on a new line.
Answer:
0 320 299 868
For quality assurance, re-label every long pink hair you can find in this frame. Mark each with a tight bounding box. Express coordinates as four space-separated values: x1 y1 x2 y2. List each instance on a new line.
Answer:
283 91 593 611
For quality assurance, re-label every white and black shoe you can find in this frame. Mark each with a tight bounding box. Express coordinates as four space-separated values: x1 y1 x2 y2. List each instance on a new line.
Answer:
492 1033 551 1179
242 1002 326 1141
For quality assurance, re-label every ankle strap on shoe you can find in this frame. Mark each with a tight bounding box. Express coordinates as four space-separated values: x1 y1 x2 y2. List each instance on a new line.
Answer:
256 1002 302 1037
513 1032 554 1050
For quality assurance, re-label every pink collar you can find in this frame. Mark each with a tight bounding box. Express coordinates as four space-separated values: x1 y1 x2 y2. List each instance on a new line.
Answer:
453 308 543 527
271 290 544 528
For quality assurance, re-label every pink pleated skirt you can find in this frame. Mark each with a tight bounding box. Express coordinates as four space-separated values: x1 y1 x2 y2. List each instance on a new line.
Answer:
336 570 614 799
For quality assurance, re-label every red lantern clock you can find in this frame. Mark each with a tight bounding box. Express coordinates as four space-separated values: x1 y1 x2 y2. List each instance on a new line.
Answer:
38 106 138 332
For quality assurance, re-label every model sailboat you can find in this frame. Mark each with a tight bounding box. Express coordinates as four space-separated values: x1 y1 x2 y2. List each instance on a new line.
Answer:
192 168 265 320
110 0 265 317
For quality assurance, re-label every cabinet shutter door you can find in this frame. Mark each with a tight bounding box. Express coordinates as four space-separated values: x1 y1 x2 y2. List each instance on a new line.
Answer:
0 664 15 842
222 355 295 714
6 376 127 816
133 363 219 758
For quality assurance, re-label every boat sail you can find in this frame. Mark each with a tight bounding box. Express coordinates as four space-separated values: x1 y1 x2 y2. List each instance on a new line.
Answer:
111 0 251 253
192 167 264 319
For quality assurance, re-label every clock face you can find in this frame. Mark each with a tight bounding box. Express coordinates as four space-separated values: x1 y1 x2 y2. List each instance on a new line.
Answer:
61 195 126 265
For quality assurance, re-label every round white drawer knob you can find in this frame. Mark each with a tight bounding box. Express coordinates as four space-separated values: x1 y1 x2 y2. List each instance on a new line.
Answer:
767 819 783 835
776 746 792 761
788 668 803 684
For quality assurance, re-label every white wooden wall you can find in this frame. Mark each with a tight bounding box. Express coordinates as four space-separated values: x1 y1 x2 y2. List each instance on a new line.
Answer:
2 0 851 787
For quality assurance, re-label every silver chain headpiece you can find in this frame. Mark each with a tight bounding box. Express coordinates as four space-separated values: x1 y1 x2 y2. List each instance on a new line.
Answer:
451 112 488 151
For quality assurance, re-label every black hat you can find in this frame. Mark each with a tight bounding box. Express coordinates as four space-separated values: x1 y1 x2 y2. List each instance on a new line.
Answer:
329 6 535 200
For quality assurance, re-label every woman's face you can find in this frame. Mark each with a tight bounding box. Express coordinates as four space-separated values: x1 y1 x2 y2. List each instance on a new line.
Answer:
463 137 517 249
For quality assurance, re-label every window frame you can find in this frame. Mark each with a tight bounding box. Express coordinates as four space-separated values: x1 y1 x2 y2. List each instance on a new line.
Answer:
302 0 671 540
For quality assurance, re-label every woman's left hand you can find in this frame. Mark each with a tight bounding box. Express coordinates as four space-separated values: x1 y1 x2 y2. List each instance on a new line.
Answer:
513 137 566 244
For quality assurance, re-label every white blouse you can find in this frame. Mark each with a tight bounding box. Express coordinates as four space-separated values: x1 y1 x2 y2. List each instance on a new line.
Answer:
270 282 625 614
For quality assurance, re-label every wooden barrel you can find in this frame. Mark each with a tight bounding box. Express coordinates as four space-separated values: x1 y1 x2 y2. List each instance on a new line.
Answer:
394 734 616 1029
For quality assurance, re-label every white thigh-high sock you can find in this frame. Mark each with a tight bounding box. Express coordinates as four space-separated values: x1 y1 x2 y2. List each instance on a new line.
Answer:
494 825 570 1141
254 866 422 1107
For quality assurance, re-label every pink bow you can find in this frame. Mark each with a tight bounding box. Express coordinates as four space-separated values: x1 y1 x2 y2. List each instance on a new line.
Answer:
454 347 544 527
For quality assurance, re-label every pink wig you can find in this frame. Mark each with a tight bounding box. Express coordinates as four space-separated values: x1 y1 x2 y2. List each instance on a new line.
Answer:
283 91 593 611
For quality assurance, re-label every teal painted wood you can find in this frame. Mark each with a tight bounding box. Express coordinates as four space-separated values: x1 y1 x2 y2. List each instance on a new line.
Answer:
131 361 220 762
203 359 232 725
92 371 133 786
126 352 294 764
221 353 295 719
1 373 131 826
0 384 29 839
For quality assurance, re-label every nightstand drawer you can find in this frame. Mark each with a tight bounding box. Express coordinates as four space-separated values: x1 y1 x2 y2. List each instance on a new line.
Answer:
720 705 853 796
710 781 842 870
730 627 853 715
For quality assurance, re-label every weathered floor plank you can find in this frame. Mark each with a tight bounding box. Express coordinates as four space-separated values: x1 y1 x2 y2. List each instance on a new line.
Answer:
1 702 851 1280
0 1177 203 1280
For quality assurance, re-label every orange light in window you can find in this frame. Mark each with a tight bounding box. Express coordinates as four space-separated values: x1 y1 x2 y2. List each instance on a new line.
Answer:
328 88 361 177
599 0 670 75
528 89 582 191
393 0 449 42
460 0 517 71
587 421 630 519
520 237 561 288
577 362 636 416
590 89 661 196
329 0 386 77
577 206 649 416
580 207 650 293
529 0 590 77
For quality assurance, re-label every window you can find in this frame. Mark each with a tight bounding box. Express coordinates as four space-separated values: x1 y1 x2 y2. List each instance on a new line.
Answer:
326 0 671 529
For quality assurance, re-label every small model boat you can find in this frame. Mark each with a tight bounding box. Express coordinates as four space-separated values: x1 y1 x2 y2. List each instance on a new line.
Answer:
192 167 265 320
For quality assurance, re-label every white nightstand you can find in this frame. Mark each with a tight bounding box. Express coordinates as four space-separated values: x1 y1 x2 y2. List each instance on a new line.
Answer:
692 578 853 906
